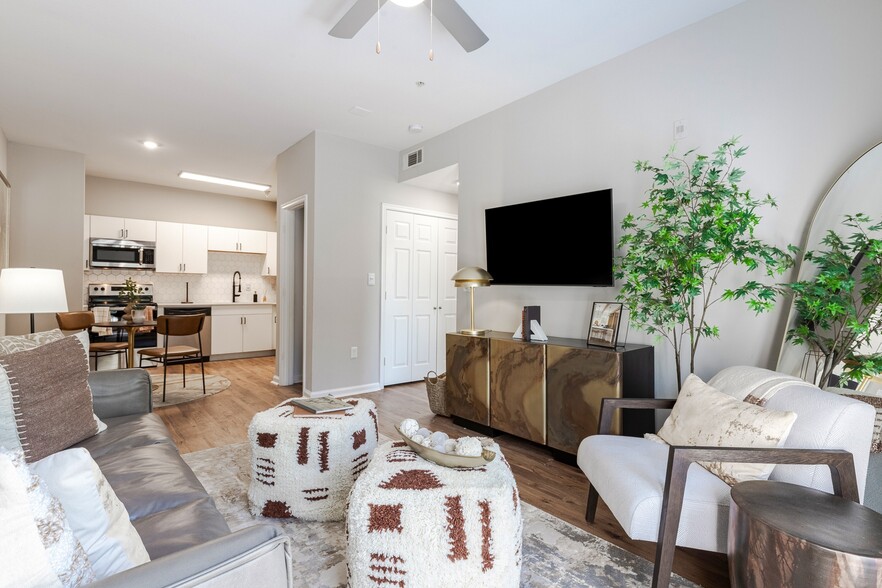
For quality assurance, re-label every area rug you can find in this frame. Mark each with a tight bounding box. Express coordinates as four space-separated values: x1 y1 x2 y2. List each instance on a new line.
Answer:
149 373 231 407
183 442 698 587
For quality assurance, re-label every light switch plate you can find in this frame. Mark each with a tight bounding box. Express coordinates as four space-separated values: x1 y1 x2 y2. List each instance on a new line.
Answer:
367 273 376 286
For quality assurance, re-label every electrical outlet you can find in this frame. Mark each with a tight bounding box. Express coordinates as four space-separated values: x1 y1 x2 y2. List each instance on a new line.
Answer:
673 119 688 140
245 284 252 292
350 346 358 359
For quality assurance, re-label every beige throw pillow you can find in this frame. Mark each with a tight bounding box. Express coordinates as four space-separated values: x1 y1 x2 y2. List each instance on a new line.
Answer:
1 336 98 462
656 374 798 485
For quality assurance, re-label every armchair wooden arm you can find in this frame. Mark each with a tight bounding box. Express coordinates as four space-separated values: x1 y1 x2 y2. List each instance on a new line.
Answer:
650 445 858 588
596 397 676 435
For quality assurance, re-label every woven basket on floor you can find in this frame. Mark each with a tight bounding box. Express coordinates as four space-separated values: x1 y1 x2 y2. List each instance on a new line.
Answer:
424 371 449 417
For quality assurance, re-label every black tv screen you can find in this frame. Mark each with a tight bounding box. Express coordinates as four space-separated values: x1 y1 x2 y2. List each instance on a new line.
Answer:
485 189 613 286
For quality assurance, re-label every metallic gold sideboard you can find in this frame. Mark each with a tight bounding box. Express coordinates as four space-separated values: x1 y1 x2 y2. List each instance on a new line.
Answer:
446 331 654 456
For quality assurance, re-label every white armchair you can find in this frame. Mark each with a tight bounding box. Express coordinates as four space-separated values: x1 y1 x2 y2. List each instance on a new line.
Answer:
577 366 876 588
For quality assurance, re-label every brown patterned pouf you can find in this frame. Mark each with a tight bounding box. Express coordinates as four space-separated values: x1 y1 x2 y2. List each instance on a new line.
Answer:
247 398 378 521
346 440 523 587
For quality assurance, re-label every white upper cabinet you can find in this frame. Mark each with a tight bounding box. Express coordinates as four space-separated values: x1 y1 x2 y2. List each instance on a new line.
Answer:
90 215 156 241
262 231 277 276
208 226 266 254
155 221 208 274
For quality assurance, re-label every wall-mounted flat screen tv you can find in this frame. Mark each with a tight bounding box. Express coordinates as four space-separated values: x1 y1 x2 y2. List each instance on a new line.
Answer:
485 188 613 286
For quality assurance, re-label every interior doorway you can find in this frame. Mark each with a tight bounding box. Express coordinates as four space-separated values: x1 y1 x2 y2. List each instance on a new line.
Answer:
275 195 307 388
381 204 457 386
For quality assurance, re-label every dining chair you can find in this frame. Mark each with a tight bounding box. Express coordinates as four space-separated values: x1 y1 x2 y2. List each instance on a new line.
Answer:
56 310 129 369
138 314 206 402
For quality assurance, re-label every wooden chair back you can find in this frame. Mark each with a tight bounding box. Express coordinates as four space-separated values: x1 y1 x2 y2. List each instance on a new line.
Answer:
56 311 94 332
157 314 205 337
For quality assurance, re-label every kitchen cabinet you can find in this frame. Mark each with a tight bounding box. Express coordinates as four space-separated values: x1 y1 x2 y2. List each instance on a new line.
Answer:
211 305 274 355
155 221 208 274
90 215 156 241
262 231 277 276
208 226 267 254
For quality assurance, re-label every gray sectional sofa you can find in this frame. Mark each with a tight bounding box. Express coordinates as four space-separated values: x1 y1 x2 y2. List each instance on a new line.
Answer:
77 368 292 587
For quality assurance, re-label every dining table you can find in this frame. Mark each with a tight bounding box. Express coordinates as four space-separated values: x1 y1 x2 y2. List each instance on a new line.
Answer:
92 320 157 368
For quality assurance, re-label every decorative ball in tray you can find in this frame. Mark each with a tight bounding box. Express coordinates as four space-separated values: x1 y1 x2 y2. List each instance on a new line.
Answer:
396 419 496 469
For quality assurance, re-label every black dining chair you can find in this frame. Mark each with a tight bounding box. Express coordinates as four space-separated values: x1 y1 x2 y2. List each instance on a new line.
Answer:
138 314 206 402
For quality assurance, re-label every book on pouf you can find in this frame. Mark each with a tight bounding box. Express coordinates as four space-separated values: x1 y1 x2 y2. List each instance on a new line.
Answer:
290 396 352 414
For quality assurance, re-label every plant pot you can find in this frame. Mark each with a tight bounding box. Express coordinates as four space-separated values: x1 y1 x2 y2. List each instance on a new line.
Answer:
132 308 146 323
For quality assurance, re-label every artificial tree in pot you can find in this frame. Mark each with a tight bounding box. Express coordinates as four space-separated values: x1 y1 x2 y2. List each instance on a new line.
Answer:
785 213 882 388
119 277 146 321
615 138 798 390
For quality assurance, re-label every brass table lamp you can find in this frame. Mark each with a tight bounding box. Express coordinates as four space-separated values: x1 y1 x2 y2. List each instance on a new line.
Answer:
452 266 493 336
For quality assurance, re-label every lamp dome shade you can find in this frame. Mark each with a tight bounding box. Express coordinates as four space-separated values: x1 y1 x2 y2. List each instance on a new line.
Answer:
0 268 68 313
452 266 493 287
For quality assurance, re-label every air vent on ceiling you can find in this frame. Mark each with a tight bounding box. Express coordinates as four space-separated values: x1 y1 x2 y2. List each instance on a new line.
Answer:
404 148 423 169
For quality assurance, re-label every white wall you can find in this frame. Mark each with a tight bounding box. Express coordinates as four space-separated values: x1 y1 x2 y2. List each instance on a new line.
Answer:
87 176 276 231
7 143 85 334
399 0 882 395
277 131 457 395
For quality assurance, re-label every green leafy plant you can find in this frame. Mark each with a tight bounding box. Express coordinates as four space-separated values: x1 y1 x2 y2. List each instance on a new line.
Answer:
785 214 882 387
120 277 145 310
616 138 797 389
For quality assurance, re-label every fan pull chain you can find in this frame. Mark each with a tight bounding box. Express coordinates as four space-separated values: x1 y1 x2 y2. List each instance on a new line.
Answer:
428 0 434 61
376 0 382 54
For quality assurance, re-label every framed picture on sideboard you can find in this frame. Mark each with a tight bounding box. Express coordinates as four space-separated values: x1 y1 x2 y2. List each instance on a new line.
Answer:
587 302 623 348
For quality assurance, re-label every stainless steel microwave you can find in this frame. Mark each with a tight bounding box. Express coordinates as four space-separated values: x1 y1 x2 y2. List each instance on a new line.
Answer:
90 239 156 270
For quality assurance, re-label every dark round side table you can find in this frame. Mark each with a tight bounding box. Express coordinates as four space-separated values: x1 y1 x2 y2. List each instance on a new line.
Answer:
729 480 882 587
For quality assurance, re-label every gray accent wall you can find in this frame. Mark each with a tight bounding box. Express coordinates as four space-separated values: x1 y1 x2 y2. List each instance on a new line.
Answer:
398 0 882 396
86 176 276 231
7 143 85 334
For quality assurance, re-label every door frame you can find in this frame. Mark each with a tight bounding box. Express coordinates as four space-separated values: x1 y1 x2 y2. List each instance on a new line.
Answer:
379 203 457 388
275 194 308 390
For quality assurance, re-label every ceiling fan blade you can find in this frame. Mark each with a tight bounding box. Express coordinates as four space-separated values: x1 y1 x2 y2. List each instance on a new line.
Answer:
429 0 489 52
329 0 388 39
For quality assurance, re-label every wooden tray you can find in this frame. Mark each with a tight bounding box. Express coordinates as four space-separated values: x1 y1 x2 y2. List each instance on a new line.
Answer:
395 426 496 468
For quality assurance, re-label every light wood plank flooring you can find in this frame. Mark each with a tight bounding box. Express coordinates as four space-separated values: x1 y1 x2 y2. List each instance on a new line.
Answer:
152 356 729 587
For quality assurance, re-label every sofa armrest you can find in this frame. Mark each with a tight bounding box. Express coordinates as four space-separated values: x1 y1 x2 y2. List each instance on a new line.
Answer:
597 397 676 435
86 525 292 588
88 368 152 419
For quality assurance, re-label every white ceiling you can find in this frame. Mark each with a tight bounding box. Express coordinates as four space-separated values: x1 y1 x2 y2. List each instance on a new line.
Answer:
0 0 743 200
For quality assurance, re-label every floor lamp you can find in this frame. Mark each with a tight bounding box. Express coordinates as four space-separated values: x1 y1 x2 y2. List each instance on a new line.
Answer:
0 268 69 333
452 266 493 336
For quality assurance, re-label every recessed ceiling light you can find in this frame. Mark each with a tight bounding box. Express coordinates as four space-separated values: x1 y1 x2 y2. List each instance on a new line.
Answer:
141 140 160 150
408 124 423 134
178 171 271 192
390 0 423 6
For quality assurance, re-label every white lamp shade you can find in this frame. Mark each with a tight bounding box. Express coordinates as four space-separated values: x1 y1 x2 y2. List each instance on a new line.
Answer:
0 268 69 314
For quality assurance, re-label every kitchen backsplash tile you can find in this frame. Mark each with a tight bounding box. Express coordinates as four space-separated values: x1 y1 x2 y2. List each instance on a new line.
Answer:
83 252 277 306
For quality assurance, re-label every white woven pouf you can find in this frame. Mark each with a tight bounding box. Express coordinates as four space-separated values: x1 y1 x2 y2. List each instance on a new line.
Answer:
247 397 378 521
347 440 523 587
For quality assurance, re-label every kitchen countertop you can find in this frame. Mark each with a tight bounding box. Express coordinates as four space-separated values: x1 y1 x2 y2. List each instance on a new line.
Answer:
156 302 277 307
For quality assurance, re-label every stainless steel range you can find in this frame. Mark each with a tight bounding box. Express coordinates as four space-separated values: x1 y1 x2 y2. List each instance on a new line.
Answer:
87 282 158 349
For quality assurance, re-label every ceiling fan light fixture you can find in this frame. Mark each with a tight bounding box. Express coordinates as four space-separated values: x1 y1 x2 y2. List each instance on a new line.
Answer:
390 0 423 6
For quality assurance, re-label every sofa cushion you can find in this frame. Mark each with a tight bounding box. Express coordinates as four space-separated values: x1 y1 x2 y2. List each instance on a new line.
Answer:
131 497 231 559
74 413 174 459
94 443 214 520
656 374 797 485
577 434 733 552
0 336 98 462
33 448 151 579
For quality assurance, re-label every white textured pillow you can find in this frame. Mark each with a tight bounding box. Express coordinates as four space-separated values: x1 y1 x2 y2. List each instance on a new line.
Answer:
657 374 798 485
33 448 150 578
0 449 63 588
0 447 95 587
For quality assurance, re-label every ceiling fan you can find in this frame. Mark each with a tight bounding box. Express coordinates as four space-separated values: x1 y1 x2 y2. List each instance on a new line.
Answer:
329 0 489 53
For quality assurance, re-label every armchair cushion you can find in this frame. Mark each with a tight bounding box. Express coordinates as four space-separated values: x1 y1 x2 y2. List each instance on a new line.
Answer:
656 374 797 485
578 435 733 552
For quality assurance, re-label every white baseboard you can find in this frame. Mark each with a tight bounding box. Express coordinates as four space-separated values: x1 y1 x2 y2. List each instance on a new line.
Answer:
305 382 381 398
272 373 303 387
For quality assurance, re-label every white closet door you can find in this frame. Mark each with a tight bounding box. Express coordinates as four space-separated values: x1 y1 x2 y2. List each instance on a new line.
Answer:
410 216 438 381
384 211 415 385
437 218 458 371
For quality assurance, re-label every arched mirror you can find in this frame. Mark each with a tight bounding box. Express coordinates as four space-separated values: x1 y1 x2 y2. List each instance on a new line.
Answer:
776 141 882 390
